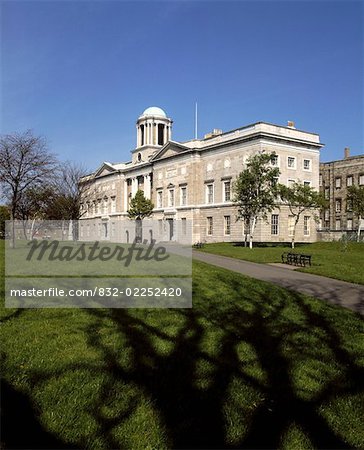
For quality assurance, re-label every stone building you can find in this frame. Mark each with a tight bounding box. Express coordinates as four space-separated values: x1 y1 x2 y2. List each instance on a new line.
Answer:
319 149 364 233
79 107 323 243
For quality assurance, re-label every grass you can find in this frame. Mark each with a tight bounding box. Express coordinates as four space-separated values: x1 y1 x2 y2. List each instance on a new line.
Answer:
1 239 364 449
199 241 364 285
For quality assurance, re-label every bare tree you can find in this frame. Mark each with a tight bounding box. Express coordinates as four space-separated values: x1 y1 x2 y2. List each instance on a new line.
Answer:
0 130 57 246
52 161 92 239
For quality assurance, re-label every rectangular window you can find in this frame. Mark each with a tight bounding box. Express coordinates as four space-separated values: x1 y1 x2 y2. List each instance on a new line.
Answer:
325 187 330 199
158 219 163 235
303 159 311 170
111 197 116 213
180 187 187 206
207 217 213 235
206 184 214 204
157 190 163 208
304 216 310 236
347 218 353 230
224 216 231 235
103 199 108 214
288 179 295 188
347 198 353 212
271 155 279 166
347 176 353 187
271 214 279 235
336 219 341 230
335 177 341 188
360 174 364 185
287 156 296 169
223 181 231 202
324 210 330 221
319 174 323 186
168 189 175 207
288 215 295 236
304 181 311 187
181 218 187 235
335 199 342 212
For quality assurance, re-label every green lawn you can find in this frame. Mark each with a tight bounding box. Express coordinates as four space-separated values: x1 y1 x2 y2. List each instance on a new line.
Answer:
1 240 364 449
199 241 364 285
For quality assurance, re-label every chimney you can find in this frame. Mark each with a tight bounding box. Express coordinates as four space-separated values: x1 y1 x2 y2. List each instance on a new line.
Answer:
287 121 295 128
344 147 350 159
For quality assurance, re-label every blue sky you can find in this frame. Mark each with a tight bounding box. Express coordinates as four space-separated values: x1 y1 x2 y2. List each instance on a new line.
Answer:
1 0 363 170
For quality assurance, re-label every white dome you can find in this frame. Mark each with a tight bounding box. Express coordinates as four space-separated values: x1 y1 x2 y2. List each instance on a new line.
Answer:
140 106 167 118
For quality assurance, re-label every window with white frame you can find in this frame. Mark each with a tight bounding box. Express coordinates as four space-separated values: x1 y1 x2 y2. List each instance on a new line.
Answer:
287 156 296 169
271 214 279 235
335 219 341 230
347 176 353 187
304 216 310 236
206 183 214 204
288 215 295 236
180 186 187 206
304 181 311 187
288 179 295 188
335 199 342 212
359 174 364 185
335 177 341 188
347 218 353 230
319 174 323 186
303 159 311 171
271 154 279 166
207 217 213 235
157 190 163 208
223 180 231 202
224 216 231 235
324 210 330 221
325 187 330 199
347 198 353 212
111 197 116 213
168 189 175 207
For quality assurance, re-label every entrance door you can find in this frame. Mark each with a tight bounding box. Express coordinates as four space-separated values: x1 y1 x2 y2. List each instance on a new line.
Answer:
167 219 174 241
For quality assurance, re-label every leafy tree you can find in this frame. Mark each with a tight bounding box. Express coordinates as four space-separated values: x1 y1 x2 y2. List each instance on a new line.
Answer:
347 185 364 242
279 182 327 248
0 130 57 246
0 205 10 239
127 190 154 243
233 152 280 249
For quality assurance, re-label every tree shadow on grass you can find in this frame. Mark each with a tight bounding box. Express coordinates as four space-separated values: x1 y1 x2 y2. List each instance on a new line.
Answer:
1 377 77 449
77 272 362 449
1 268 363 449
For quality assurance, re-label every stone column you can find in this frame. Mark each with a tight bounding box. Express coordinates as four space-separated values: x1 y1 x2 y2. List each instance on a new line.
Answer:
144 174 151 199
132 177 138 196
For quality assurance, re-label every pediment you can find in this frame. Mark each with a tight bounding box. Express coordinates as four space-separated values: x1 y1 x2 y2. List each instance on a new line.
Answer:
94 162 117 178
151 141 190 161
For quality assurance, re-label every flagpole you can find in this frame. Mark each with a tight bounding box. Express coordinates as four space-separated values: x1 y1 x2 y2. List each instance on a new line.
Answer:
195 101 198 139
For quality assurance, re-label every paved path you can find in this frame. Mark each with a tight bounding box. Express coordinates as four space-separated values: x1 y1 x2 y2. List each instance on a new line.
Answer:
193 251 364 315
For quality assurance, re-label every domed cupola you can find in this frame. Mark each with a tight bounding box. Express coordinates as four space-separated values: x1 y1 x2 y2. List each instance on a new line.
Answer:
136 106 172 148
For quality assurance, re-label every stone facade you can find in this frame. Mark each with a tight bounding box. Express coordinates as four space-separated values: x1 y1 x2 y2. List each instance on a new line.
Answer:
80 107 323 244
319 149 364 233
